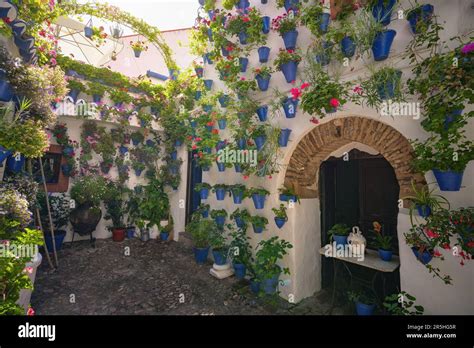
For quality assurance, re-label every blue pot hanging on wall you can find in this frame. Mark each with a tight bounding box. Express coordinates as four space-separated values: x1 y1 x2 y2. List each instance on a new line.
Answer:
239 57 249 72
200 188 209 200
235 0 250 11
284 0 299 12
237 138 246 150
232 191 244 204
218 94 229 107
407 4 434 34
377 70 402 99
234 164 242 173
340 36 356 58
253 224 264 234
203 79 213 90
275 217 286 229
195 90 202 100
6 154 25 173
215 216 225 228
195 67 203 78
256 105 268 122
10 19 27 37
282 30 298 50
217 162 226 172
279 128 292 147
0 146 12 164
262 16 270 34
416 204 432 218
235 217 244 228
68 89 80 102
13 35 35 52
411 247 433 265
256 74 271 91
258 46 271 63
444 109 463 130
371 0 396 26
372 30 396 61
320 13 330 33
254 136 266 151
218 119 227 130
215 188 226 201
432 169 464 191
280 61 298 83
252 194 266 209
0 76 14 102
282 97 298 118
84 26 93 38
238 31 248 45
0 2 18 22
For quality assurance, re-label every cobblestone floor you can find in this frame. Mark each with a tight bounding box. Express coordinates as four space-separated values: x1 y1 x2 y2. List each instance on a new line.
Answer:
32 239 348 315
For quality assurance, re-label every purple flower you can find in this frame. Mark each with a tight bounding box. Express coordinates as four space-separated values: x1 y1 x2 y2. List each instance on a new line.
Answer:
461 42 474 54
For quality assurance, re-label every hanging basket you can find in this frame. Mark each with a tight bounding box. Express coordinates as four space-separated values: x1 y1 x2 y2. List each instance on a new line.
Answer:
280 61 298 83
282 30 298 50
372 30 396 61
433 169 464 191
256 74 271 91
256 105 268 121
279 128 292 147
258 46 271 63
262 16 270 34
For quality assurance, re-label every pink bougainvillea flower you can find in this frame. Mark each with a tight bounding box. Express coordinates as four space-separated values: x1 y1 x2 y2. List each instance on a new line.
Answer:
461 42 474 54
27 307 35 316
329 98 340 108
301 82 310 90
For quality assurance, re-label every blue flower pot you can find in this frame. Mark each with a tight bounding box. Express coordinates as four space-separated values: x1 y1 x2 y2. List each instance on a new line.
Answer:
203 79 213 90
256 74 271 91
237 138 246 150
253 224 264 234
215 162 225 172
0 146 12 164
195 67 203 78
218 119 227 130
263 274 280 294
61 164 72 176
239 57 249 72
232 191 244 204
170 151 178 161
13 35 35 52
355 302 376 316
221 46 230 57
280 61 298 83
234 164 242 173
119 145 129 155
84 26 93 38
0 78 14 102
416 204 431 218
258 46 271 62
433 169 464 191
372 30 396 61
377 70 402 99
215 216 225 228
6 154 25 173
284 0 299 12
239 31 248 45
256 105 268 122
194 247 210 264
92 94 102 103
444 109 463 129
250 280 261 294
283 98 298 118
212 250 227 265
254 136 266 151
378 249 393 261
407 4 434 34
341 36 356 58
371 0 396 26
280 194 297 202
215 188 226 201
201 209 209 218
10 19 27 37
169 166 178 175
279 128 292 147
235 217 244 228
204 53 213 64
205 125 213 132
320 13 330 33
252 194 266 209
203 104 212 112
218 94 229 107
411 247 433 265
262 16 270 34
235 0 250 10
282 30 298 50
146 140 155 147
160 232 169 241
275 217 286 229
134 169 143 176
333 235 348 246
127 228 135 239
68 89 80 102
175 139 183 147
133 49 142 58
194 91 202 101
233 264 247 279
200 188 209 199
45 231 66 252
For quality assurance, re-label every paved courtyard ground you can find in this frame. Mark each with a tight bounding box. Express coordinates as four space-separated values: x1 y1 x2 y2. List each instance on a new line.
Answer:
32 239 348 315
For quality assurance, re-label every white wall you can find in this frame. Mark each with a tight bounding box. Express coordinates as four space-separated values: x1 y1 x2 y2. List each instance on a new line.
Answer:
198 0 474 312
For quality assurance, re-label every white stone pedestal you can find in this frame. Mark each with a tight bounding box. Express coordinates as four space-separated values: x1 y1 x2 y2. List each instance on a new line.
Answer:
209 263 234 279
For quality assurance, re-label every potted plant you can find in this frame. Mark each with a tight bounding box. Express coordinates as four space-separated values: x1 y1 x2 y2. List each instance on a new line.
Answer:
251 125 267 151
255 236 292 294
300 2 329 35
326 19 357 58
138 178 170 239
131 131 145 146
87 81 107 103
246 187 270 209
160 215 173 241
372 221 393 261
406 3 434 34
271 11 299 50
282 96 299 118
249 215 268 234
186 219 216 264
272 204 288 229
229 184 246 204
209 228 228 266
403 181 449 220
256 105 268 122
195 182 211 199
355 67 403 110
37 192 70 251
67 79 85 102
229 227 253 279
103 182 129 242
279 128 292 147
258 46 271 63
212 183 228 201
328 223 351 246
253 66 273 92
348 290 377 316
210 209 228 228
130 40 148 58
196 203 211 218
368 0 397 26
224 8 265 46
274 48 302 83
279 186 299 203
230 208 250 229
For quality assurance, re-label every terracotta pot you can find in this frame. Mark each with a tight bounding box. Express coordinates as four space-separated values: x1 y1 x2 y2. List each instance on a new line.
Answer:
112 228 126 242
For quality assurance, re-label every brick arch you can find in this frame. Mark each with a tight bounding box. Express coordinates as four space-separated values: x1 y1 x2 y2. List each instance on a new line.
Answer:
283 116 425 200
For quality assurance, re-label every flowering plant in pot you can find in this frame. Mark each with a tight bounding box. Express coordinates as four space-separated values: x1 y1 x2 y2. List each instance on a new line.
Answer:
300 2 329 35
255 236 292 294
253 66 273 92
246 187 270 210
87 81 107 103
224 8 265 46
130 40 148 58
448 207 474 259
271 12 299 50
230 208 250 229
195 182 212 199
328 223 350 246
131 130 145 146
249 215 269 234
325 19 357 59
403 181 449 222
186 219 216 264
210 209 228 228
229 227 253 279
372 221 393 261
212 183 229 201
209 228 229 266
272 204 288 229
279 186 299 203
274 48 302 84
229 184 246 204
103 181 129 242
37 192 70 251
230 77 257 98
348 289 377 316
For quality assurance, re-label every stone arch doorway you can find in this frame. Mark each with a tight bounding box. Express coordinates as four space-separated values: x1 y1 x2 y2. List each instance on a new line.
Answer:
283 116 424 201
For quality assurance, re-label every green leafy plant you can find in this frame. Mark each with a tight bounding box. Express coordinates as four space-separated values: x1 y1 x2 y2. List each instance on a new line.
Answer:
103 181 129 229
249 215 269 229
403 181 450 224
274 48 302 68
328 223 350 237
383 291 424 315
272 204 288 220
70 176 108 208
210 209 228 218
300 2 325 36
271 11 299 36
347 289 376 305
245 187 270 198
255 236 293 280
185 219 217 248
229 226 253 265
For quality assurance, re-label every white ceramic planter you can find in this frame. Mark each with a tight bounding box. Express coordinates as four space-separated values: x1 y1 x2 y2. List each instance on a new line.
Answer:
17 252 42 314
